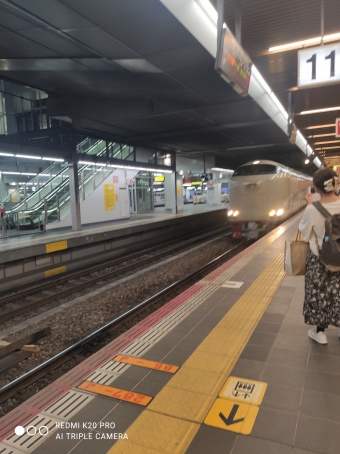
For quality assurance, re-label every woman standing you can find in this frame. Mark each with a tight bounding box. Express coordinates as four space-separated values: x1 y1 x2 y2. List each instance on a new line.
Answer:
299 168 340 344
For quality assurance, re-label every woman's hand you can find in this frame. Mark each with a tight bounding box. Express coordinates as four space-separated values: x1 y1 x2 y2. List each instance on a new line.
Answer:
305 192 313 205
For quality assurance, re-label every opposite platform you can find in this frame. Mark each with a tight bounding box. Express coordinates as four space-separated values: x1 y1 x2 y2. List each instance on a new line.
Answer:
0 203 228 292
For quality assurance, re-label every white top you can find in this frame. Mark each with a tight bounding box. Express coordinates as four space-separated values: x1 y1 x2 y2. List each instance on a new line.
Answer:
299 200 340 256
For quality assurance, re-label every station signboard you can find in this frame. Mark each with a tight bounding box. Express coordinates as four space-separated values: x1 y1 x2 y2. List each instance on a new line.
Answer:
298 42 340 88
215 27 252 96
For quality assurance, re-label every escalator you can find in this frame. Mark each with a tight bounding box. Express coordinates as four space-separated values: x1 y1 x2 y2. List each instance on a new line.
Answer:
5 140 132 231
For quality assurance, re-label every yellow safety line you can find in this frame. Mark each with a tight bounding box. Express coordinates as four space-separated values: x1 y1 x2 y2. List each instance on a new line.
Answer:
45 240 68 253
0 214 183 248
44 266 66 278
107 250 285 454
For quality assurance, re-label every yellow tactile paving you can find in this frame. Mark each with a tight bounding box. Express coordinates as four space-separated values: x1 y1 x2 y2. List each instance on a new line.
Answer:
107 412 200 454
108 443 161 454
147 387 215 422
183 351 234 374
194 336 240 354
163 368 224 396
107 250 285 454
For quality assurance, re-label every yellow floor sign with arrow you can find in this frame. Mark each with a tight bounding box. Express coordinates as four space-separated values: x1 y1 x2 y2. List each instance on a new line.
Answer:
204 376 267 434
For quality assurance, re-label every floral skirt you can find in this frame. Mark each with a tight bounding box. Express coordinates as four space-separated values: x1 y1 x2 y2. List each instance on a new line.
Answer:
303 249 340 328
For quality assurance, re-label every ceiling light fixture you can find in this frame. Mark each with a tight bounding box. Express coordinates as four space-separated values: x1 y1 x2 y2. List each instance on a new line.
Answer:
314 140 340 145
43 157 64 162
305 124 336 130
269 32 340 53
315 146 340 150
0 152 15 157
1 171 20 175
300 106 340 115
79 161 172 173
313 157 323 167
15 154 42 159
307 133 335 138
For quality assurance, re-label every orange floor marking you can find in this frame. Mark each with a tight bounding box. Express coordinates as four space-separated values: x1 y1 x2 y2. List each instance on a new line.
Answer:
114 354 179 373
78 381 152 406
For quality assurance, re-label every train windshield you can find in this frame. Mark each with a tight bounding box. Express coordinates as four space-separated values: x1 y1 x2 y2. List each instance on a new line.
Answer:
233 164 277 176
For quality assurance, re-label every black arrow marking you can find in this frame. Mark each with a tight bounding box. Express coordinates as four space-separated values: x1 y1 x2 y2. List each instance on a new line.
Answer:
219 404 244 426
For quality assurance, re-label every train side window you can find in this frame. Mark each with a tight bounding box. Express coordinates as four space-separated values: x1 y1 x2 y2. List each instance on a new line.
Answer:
233 164 277 176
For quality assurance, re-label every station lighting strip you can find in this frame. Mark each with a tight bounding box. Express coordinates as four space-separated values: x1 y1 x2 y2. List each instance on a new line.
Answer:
307 133 335 138
0 152 172 176
78 161 172 173
0 152 64 161
245 44 318 166
314 140 340 145
300 106 340 115
268 32 340 53
251 65 288 121
315 146 340 151
1 171 38 176
305 124 336 130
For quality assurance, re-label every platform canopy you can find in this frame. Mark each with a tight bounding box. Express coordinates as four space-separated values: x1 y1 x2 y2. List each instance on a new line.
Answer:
0 0 339 173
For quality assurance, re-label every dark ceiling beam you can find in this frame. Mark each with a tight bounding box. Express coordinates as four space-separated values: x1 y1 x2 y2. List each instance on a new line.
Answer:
225 143 293 151
0 0 212 113
118 118 274 142
7 127 72 140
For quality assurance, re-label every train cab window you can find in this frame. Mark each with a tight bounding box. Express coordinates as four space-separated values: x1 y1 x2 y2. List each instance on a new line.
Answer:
233 164 277 176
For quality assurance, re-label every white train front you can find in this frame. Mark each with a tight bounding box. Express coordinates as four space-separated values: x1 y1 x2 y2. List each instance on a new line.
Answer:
228 160 311 238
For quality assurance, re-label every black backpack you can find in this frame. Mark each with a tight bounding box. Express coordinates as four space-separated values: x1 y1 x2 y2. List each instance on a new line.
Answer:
312 201 340 272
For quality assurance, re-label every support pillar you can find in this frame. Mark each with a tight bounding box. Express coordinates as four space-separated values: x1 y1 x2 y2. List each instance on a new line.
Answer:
171 171 177 214
0 174 6 201
216 0 224 47
235 0 242 44
164 172 177 214
68 163 81 231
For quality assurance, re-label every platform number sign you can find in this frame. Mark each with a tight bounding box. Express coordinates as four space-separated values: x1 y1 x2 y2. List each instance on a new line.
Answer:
298 43 340 88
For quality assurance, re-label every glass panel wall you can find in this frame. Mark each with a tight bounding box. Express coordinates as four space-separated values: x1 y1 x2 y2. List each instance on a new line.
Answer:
136 173 153 212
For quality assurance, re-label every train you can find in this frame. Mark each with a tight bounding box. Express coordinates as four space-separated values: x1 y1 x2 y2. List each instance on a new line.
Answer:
228 160 312 239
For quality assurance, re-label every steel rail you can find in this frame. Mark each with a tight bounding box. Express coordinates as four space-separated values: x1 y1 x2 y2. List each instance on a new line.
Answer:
0 225 229 304
0 229 231 322
0 240 246 404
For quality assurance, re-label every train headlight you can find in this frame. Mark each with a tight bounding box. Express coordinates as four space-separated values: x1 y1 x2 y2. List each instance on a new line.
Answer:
269 210 276 217
228 210 233 216
233 211 239 217
276 209 284 216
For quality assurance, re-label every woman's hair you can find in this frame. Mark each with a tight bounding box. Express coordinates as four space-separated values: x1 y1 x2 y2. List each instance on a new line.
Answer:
313 168 339 193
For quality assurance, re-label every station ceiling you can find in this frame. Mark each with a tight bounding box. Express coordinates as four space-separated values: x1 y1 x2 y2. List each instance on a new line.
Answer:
0 0 339 174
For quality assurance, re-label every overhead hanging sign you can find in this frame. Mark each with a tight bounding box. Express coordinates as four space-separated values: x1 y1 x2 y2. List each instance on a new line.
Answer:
298 43 340 88
215 27 252 96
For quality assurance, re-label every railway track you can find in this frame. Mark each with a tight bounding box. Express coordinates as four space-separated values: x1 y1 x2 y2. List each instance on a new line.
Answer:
0 226 230 324
0 238 249 408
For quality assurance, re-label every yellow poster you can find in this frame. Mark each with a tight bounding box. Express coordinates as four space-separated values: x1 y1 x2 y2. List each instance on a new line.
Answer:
104 184 115 211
